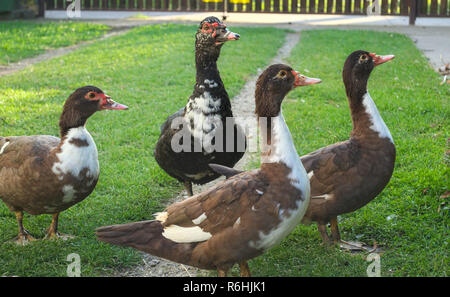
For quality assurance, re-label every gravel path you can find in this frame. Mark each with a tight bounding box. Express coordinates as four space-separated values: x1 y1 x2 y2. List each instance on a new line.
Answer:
117 32 301 277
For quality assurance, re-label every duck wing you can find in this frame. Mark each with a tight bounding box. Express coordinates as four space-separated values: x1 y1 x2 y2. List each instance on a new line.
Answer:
159 107 185 135
300 139 361 197
208 163 243 179
0 135 60 209
96 169 271 269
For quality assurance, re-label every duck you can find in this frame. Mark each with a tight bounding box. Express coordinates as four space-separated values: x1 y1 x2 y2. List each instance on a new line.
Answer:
154 16 245 196
0 86 128 244
96 64 321 276
209 51 396 246
300 51 396 245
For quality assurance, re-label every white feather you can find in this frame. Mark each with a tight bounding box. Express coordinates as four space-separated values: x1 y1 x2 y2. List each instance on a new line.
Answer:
249 199 307 251
263 113 310 195
52 127 99 181
251 112 311 251
362 92 394 144
233 217 241 227
192 213 207 225
0 141 9 154
312 194 333 200
155 212 168 223
62 185 77 203
162 225 212 243
204 79 218 88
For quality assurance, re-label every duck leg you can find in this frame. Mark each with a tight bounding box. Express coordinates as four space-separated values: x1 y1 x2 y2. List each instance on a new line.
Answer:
217 269 228 277
184 181 193 196
14 211 35 245
330 217 376 252
45 213 74 240
330 217 341 243
317 223 332 245
239 261 251 277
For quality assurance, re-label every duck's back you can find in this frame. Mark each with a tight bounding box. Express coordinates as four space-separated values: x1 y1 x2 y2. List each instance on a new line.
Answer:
301 137 395 223
0 134 99 215
0 135 61 213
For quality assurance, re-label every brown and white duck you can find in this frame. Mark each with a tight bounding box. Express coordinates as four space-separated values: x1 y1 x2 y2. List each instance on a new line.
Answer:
154 16 244 196
0 86 128 244
300 51 396 245
96 64 321 276
209 51 396 247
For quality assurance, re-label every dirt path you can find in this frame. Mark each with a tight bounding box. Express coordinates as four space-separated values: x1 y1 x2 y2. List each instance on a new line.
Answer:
0 27 133 77
117 32 301 277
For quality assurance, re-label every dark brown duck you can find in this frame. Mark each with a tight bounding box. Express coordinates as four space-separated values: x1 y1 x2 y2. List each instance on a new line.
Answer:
154 16 245 196
209 51 396 246
0 86 127 244
300 50 396 244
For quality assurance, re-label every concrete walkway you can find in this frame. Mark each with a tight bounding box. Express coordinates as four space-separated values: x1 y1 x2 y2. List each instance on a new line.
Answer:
45 10 450 27
44 11 450 69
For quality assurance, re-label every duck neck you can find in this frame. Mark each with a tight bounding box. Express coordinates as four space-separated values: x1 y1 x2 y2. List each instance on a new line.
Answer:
259 111 308 191
59 109 89 139
259 112 298 163
185 43 231 117
195 48 221 82
195 42 227 92
348 89 394 143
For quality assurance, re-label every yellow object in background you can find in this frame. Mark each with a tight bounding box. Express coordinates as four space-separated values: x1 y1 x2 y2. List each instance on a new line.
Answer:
202 0 251 3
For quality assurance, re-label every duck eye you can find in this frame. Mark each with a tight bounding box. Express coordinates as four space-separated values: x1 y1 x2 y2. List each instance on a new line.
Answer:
88 92 96 99
279 70 287 77
360 54 368 61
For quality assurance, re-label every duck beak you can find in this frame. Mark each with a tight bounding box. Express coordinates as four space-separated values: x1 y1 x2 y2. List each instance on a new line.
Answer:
369 53 395 66
292 71 322 87
225 30 240 41
215 27 240 45
100 94 128 110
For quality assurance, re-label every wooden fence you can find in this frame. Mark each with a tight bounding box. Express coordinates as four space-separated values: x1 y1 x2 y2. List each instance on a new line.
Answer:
42 1 450 22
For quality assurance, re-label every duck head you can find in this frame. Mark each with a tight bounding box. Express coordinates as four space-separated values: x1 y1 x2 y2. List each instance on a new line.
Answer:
59 86 128 136
255 64 321 118
195 16 239 52
343 50 395 100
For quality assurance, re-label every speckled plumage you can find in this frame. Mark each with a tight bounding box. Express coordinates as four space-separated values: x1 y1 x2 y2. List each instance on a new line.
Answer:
154 17 245 194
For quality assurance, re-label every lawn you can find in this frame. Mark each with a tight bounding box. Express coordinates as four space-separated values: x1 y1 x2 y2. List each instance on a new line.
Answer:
0 21 110 65
0 23 286 276
0 23 448 277
243 29 448 277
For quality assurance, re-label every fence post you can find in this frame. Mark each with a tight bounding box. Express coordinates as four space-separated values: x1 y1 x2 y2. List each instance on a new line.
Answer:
38 0 45 17
409 0 418 25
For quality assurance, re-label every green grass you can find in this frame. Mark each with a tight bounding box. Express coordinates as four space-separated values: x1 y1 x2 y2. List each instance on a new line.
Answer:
0 23 286 276
0 21 110 65
242 29 448 277
1 24 448 277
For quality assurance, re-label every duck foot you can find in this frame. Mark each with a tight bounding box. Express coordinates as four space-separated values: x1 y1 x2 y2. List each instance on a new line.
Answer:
44 213 74 240
217 269 228 277
184 181 193 197
339 240 382 253
44 231 75 241
13 230 36 246
239 261 251 277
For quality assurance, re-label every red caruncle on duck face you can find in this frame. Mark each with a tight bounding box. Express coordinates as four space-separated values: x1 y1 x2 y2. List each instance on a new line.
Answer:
84 90 128 111
199 18 240 45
